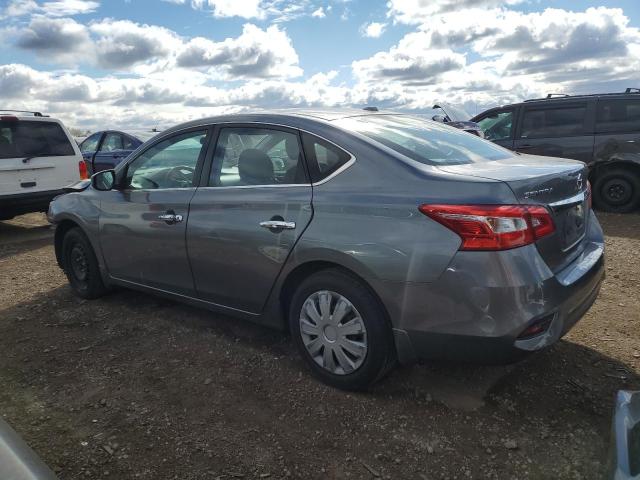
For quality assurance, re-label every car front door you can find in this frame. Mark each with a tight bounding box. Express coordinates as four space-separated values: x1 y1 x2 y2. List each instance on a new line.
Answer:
80 132 103 172
187 125 313 313
513 101 595 162
93 132 130 173
99 127 212 295
473 108 517 149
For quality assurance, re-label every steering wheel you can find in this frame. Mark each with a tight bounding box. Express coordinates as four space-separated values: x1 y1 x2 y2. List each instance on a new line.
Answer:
166 165 195 186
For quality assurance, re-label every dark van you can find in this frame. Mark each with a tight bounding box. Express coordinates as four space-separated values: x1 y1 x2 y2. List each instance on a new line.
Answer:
472 89 640 212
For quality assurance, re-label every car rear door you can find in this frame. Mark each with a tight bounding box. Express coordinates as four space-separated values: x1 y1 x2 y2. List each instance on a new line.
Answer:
473 107 517 149
187 124 313 314
513 101 595 162
594 97 640 164
0 117 79 195
99 127 212 295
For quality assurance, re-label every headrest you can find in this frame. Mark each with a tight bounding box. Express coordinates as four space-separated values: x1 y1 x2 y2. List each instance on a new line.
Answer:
238 148 274 185
285 136 299 159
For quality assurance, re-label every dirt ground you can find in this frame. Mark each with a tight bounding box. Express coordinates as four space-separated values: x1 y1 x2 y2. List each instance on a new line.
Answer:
0 212 638 480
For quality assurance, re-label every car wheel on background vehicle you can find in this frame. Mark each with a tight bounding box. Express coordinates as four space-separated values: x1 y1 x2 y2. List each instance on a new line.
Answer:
593 168 640 213
288 269 396 391
62 227 108 299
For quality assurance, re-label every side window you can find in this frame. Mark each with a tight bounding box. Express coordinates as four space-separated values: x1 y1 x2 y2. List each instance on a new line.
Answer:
520 105 587 138
300 132 351 182
122 135 137 150
596 99 640 133
476 110 513 141
211 127 307 186
80 133 101 153
100 133 124 152
125 130 208 190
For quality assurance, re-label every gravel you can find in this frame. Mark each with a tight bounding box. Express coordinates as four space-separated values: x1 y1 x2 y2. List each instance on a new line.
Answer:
0 212 638 479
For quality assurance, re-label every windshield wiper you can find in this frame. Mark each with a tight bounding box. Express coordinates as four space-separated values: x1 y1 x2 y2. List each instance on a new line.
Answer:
21 156 38 164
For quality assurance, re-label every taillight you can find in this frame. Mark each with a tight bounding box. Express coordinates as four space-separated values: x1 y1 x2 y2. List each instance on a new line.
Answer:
418 204 555 251
78 160 88 180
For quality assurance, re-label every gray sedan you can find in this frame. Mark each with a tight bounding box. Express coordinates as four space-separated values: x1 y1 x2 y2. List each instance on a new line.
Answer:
48 110 605 390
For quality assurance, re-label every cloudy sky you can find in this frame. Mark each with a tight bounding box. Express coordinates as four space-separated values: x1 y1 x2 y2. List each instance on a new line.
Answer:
1 0 639 130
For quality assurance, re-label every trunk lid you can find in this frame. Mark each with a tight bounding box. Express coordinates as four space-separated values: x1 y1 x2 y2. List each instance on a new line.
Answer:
439 154 590 273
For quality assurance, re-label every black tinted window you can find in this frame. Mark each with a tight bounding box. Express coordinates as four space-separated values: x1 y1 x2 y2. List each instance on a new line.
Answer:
301 132 351 181
0 120 75 159
596 99 640 133
520 105 587 138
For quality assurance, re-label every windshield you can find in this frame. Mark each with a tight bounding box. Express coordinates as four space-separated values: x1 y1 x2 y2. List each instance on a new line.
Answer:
334 115 513 166
0 120 75 159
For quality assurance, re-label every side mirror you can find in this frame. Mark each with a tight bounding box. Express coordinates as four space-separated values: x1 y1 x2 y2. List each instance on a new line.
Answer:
92 169 116 191
432 114 447 123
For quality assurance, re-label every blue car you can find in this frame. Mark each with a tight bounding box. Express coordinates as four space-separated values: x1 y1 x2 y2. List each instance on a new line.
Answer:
80 130 158 175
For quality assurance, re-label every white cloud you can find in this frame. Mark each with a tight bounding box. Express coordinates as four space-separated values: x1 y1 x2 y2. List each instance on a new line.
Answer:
165 0 315 21
348 4 640 112
2 1 639 132
13 15 93 64
360 21 386 38
387 0 523 24
311 7 325 18
90 19 181 69
176 24 302 78
1 0 99 18
9 17 303 78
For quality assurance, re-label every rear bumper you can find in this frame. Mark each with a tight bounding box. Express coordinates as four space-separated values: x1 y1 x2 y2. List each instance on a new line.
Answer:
0 189 65 218
378 211 605 365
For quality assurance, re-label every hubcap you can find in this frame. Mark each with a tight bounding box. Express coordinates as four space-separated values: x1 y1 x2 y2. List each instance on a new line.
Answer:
299 290 367 375
70 244 88 282
603 178 632 205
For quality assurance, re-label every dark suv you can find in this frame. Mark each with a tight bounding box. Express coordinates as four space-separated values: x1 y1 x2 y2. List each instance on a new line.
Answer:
472 89 640 212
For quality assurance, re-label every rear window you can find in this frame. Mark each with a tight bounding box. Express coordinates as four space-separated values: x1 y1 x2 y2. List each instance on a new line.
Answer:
333 115 513 166
301 132 351 181
596 99 640 133
0 120 75 159
520 105 588 139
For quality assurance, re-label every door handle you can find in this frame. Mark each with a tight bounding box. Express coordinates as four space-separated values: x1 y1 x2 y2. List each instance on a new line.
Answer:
259 220 296 230
158 213 183 224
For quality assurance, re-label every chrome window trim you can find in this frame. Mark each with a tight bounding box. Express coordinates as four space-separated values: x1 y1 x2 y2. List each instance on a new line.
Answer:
147 121 357 189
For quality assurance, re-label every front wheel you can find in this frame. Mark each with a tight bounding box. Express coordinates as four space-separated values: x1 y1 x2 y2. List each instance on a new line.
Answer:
593 168 640 213
62 227 109 299
288 269 395 391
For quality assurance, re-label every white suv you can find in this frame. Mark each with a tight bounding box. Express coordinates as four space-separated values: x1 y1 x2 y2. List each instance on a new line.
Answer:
0 111 85 221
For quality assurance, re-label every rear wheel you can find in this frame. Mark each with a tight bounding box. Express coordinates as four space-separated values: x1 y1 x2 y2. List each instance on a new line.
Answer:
593 168 640 213
288 269 395 391
62 227 108 299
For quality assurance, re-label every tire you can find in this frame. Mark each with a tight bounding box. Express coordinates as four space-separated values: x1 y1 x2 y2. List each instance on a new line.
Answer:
62 227 108 299
288 269 396 391
593 168 640 213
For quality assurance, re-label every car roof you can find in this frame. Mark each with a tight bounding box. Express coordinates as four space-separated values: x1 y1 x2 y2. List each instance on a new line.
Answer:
159 109 404 137
488 90 640 110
